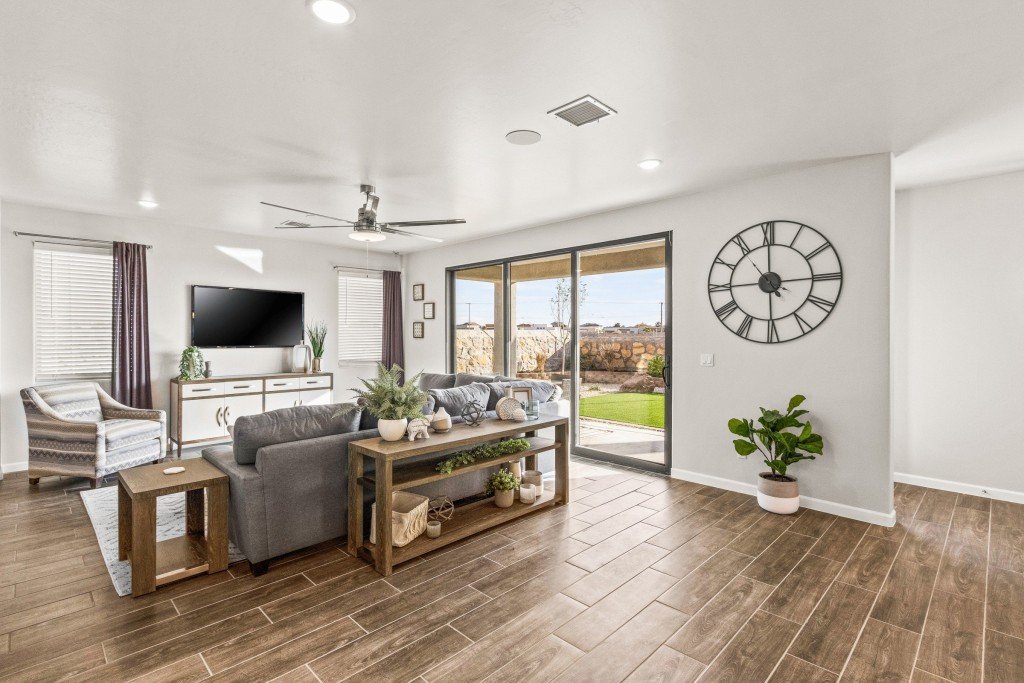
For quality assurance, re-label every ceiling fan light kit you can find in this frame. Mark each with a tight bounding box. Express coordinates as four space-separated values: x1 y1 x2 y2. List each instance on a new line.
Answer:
506 129 542 145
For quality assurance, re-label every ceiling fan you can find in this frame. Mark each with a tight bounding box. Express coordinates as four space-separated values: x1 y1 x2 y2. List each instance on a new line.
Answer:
261 185 464 243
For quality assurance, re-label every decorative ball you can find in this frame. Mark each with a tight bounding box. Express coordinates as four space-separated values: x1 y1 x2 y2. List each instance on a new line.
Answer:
428 496 454 522
461 400 485 427
496 396 522 420
512 408 527 422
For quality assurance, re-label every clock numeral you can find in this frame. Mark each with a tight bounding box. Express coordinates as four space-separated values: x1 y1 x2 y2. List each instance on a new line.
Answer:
790 224 805 247
767 319 779 343
806 242 832 259
714 257 735 271
708 282 732 292
794 313 813 334
761 222 775 246
732 235 751 255
812 272 842 282
807 294 835 312
737 315 753 339
714 300 738 320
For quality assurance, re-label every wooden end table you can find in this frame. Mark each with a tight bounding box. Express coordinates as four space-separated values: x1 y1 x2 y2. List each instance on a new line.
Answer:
347 416 569 576
117 458 229 597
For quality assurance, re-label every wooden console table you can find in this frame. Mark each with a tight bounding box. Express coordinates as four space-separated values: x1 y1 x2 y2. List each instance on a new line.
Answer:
347 416 569 576
118 459 229 597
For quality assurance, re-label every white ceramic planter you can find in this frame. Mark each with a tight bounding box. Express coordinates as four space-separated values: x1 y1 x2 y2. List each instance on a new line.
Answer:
494 489 515 508
378 418 409 442
756 472 800 514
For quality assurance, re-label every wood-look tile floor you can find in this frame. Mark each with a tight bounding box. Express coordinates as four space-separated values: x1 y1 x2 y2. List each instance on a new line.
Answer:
2 459 1023 682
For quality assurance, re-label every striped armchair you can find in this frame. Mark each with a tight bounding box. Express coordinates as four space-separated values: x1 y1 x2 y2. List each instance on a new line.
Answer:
21 382 166 487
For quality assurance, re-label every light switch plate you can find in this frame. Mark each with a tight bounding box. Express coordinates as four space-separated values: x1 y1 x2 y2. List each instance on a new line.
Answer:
700 353 715 367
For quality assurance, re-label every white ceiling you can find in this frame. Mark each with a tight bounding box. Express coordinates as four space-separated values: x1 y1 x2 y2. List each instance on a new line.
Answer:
2 1 1024 252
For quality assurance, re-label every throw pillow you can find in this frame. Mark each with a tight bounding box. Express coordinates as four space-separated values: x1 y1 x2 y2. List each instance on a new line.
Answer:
429 383 491 416
486 380 557 410
454 372 498 386
418 372 456 390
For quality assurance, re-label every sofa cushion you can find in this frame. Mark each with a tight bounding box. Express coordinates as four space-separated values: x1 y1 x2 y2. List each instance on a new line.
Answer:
429 383 491 416
485 380 558 410
233 403 362 465
418 372 456 391
103 418 162 451
455 372 498 387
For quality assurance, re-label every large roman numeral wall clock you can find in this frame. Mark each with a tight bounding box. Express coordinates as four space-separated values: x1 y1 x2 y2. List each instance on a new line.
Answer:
707 220 842 343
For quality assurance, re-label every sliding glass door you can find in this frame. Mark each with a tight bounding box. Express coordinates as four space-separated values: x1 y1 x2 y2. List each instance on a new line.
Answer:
448 233 671 473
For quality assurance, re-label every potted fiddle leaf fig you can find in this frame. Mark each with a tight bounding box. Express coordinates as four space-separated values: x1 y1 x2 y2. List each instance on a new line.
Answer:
353 363 427 442
728 394 824 514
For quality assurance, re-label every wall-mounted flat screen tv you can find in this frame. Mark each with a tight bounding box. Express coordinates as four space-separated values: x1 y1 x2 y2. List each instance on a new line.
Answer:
191 285 304 348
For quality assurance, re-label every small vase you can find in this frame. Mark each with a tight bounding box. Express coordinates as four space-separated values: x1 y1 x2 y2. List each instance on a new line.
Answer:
431 407 452 433
494 489 514 508
756 472 799 514
203 361 213 378
378 418 409 442
312 357 322 373
426 521 441 538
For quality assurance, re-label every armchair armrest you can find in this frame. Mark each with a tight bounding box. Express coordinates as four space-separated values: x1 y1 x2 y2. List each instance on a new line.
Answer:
97 386 165 422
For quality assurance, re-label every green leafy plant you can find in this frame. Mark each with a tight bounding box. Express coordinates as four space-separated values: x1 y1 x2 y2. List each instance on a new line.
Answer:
178 346 205 380
306 320 327 359
728 394 824 479
646 354 666 379
352 363 426 420
435 438 531 474
485 467 521 494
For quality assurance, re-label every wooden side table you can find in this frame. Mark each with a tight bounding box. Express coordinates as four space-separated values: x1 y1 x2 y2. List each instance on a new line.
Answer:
117 459 229 597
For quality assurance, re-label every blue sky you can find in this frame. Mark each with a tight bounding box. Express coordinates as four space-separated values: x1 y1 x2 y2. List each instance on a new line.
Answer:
454 268 666 327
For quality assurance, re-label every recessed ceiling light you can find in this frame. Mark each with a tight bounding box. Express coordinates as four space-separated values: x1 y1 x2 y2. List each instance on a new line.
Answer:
307 0 355 24
137 199 158 208
637 159 662 170
506 130 542 145
348 230 386 242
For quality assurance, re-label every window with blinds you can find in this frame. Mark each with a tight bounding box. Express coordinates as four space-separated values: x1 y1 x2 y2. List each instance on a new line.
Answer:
337 270 383 363
33 244 113 382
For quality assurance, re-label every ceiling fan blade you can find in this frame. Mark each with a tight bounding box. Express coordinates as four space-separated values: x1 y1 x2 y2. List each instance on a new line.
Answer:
260 201 355 225
274 224 348 229
381 227 444 242
383 219 466 227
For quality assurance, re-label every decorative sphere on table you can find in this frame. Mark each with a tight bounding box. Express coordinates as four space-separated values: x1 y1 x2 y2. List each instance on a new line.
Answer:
461 400 485 426
428 496 455 522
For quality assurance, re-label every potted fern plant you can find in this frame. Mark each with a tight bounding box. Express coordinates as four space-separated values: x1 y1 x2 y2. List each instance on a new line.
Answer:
728 394 824 514
353 364 427 441
306 321 327 373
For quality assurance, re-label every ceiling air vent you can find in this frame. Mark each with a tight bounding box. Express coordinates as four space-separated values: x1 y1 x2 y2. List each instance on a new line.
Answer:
548 95 617 127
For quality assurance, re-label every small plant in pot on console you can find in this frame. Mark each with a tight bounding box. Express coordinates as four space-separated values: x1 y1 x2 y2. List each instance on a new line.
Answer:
486 467 520 509
728 394 824 515
306 320 327 373
353 363 427 442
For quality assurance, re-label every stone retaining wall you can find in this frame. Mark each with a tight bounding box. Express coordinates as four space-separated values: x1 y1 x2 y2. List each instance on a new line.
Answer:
455 329 665 375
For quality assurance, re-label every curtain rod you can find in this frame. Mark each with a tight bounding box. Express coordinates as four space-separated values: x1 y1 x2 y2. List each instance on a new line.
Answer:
333 265 386 273
13 231 153 250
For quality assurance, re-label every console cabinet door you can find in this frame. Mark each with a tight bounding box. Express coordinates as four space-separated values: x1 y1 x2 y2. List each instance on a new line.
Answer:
181 398 227 441
298 388 332 406
223 393 263 426
265 391 302 412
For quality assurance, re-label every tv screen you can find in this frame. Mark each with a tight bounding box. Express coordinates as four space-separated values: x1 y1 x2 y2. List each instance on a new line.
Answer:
191 286 304 348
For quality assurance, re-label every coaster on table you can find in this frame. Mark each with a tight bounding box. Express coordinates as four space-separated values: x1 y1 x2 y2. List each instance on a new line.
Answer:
163 466 186 475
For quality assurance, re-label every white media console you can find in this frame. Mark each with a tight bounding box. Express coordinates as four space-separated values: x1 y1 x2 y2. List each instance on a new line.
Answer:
169 371 334 456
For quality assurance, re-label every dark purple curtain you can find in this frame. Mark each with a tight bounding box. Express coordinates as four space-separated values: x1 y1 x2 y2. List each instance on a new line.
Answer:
382 270 405 374
112 242 153 408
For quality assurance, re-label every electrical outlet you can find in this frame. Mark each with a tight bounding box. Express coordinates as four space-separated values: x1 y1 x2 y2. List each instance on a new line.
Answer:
700 353 714 367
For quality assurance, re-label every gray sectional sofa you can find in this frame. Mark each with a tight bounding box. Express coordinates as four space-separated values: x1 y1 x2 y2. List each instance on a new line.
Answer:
202 371 564 574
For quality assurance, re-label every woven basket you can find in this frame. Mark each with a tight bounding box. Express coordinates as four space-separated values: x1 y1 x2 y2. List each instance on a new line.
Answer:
370 491 429 547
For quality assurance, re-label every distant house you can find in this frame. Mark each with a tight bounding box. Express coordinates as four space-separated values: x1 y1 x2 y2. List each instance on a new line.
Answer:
457 322 482 330
483 323 495 331
580 323 602 333
604 325 641 333
517 323 549 331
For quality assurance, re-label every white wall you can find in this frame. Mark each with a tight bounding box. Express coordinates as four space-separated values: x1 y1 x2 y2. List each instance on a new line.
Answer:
404 154 895 521
0 202 399 472
894 171 1024 499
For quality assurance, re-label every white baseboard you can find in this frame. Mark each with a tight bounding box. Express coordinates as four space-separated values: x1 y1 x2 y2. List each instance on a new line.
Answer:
670 467 896 527
2 461 29 474
894 471 1024 505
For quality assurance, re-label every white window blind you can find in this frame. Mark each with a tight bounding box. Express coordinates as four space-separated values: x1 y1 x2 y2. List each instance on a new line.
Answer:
33 243 113 382
337 270 383 363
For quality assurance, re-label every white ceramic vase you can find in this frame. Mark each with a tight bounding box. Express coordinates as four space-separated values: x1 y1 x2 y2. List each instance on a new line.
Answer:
756 473 800 514
378 418 409 442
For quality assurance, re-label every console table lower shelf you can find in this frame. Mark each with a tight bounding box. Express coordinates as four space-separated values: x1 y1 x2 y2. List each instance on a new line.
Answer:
346 416 569 576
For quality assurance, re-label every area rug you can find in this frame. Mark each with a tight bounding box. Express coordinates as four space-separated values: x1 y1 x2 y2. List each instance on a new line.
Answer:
80 485 245 596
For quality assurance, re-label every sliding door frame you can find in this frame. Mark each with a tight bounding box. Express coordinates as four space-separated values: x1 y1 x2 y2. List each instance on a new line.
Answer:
445 231 672 474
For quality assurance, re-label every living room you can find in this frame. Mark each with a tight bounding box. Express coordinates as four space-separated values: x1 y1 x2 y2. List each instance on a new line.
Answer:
2 2 1023 681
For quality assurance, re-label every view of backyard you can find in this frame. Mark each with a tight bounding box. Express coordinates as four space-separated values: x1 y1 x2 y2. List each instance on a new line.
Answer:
579 392 665 429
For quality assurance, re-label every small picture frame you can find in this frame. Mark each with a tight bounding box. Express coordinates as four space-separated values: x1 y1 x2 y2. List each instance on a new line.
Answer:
412 284 424 301
510 386 534 407
413 321 424 339
423 302 435 319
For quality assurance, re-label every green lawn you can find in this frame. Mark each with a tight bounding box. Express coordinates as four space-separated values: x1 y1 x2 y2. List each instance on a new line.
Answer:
579 393 665 429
